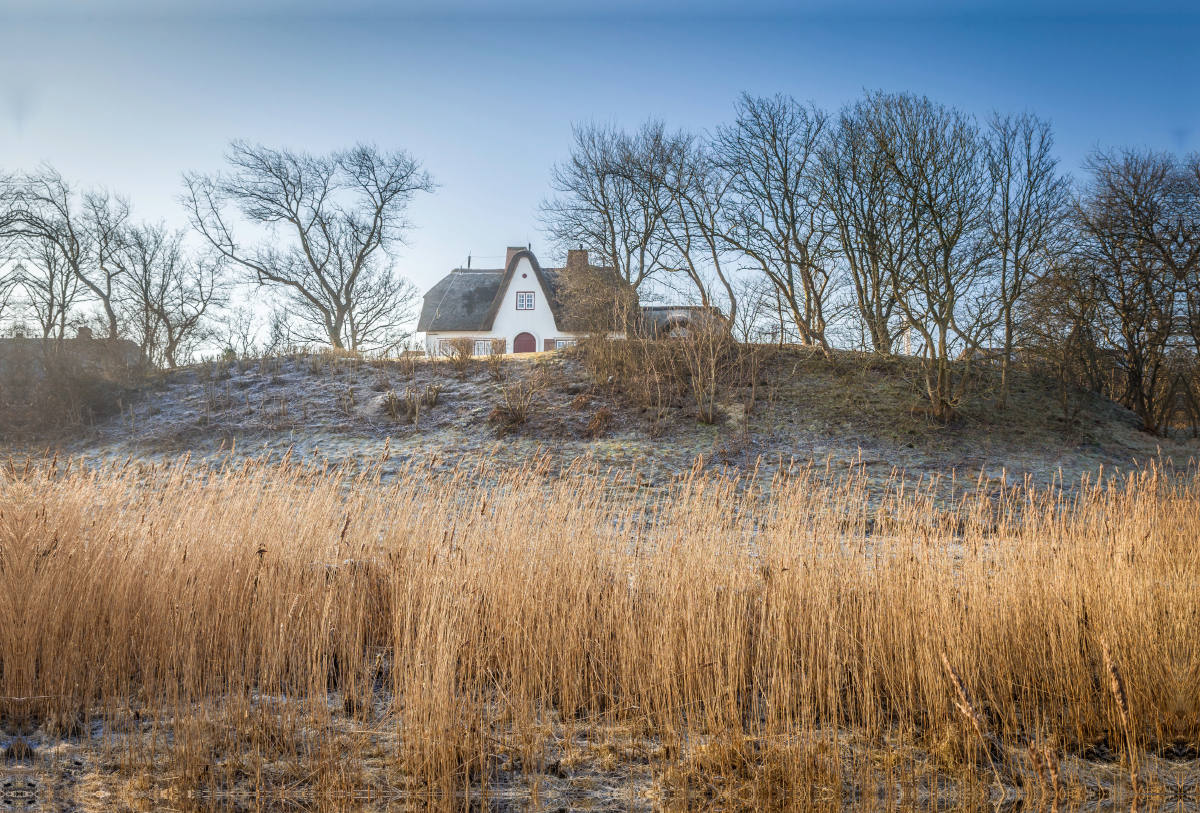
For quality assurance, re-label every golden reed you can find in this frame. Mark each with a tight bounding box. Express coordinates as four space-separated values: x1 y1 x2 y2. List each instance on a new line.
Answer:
0 453 1194 801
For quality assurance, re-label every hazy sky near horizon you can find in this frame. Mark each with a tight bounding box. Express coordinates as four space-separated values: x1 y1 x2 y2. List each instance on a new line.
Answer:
2 2 1198 300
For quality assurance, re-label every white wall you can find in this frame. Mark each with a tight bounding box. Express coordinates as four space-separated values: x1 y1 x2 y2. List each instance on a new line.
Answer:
488 257 562 352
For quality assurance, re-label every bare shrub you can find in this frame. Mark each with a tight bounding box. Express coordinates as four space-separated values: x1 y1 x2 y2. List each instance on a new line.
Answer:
441 337 474 378
485 339 507 382
383 389 410 422
398 348 422 381
337 386 357 416
556 255 641 336
384 383 441 428
369 353 393 391
421 382 442 407
490 369 545 427
585 406 614 438
0 336 140 432
678 313 736 424
577 335 638 398
577 334 724 435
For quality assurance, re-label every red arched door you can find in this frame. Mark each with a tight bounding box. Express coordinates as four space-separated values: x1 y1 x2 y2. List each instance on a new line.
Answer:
513 332 537 353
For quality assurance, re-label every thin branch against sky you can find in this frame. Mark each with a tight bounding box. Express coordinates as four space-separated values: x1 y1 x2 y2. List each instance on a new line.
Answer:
0 8 1196 300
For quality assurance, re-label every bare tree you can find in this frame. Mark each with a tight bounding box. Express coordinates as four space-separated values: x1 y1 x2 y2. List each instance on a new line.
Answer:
1074 148 1193 434
0 170 19 316
16 236 82 344
1021 258 1108 421
728 274 779 343
215 305 263 357
985 111 1071 408
1185 156 1200 365
556 254 640 336
181 141 434 350
329 263 419 353
118 223 226 368
867 92 994 421
644 127 742 324
13 167 130 340
713 94 833 348
0 264 16 332
818 100 913 354
539 122 671 291
0 185 20 330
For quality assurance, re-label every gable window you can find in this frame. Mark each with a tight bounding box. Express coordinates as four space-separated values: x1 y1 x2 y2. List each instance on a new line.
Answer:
516 292 535 310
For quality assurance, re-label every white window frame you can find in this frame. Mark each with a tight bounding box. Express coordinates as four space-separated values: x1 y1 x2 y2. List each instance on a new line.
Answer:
555 339 575 349
474 340 493 356
516 291 535 310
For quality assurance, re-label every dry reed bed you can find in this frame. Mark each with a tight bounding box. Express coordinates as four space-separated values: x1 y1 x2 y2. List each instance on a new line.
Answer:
0 455 1196 809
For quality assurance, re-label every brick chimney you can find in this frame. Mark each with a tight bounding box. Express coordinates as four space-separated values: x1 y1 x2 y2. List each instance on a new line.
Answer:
505 246 525 268
566 249 588 272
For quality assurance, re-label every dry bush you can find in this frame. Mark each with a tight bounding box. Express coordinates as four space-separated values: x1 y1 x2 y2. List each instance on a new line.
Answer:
422 381 443 407
585 405 614 438
383 389 410 422
733 340 774 417
579 336 685 407
579 322 747 430
490 368 545 427
576 334 642 397
677 313 736 424
485 339 508 382
555 257 640 337
397 348 422 381
0 456 1195 802
0 337 141 433
369 354 393 391
384 383 442 427
441 337 475 378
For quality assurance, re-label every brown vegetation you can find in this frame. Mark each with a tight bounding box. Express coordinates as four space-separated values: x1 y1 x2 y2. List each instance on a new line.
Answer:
0 335 142 433
441 336 475 378
573 326 775 434
0 454 1195 807
484 338 508 382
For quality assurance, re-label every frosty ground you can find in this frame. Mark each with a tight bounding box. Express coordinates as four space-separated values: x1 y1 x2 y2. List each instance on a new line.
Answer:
8 346 1195 494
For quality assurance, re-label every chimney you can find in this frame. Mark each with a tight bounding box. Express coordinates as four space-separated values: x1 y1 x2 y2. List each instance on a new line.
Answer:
566 249 588 272
505 246 525 268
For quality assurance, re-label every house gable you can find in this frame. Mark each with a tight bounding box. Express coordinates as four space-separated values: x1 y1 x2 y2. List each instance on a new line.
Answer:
486 253 564 350
481 250 564 332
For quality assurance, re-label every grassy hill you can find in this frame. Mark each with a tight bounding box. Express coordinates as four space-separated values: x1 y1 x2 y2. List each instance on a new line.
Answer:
8 344 1195 490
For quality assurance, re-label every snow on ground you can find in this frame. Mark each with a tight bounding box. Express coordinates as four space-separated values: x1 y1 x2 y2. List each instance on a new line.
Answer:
8 347 1197 496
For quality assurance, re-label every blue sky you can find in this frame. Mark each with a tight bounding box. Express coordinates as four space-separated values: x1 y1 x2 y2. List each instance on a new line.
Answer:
2 2 1198 297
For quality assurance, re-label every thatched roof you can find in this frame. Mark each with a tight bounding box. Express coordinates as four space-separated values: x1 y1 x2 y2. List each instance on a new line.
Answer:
416 269 505 332
417 250 571 332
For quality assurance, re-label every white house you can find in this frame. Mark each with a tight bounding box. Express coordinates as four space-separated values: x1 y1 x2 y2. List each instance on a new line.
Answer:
418 247 592 355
